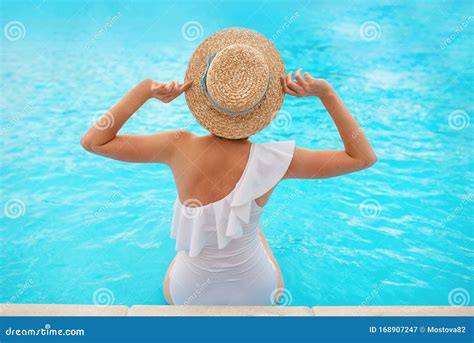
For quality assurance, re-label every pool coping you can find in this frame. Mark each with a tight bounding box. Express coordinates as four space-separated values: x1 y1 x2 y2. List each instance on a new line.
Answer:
1 304 472 317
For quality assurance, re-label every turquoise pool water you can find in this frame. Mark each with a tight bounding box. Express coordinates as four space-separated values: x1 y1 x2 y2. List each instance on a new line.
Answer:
1 0 473 307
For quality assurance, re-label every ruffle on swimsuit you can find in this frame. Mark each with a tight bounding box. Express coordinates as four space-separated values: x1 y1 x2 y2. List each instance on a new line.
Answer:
171 140 296 257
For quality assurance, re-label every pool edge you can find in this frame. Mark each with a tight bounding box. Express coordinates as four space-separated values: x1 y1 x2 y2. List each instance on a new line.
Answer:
1 304 472 317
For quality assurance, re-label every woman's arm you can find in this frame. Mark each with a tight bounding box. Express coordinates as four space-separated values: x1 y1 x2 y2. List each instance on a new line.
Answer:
80 79 192 164
281 69 377 179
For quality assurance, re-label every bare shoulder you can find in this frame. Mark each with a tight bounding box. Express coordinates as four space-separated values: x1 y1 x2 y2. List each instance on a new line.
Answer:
168 130 196 144
166 131 210 163
165 130 196 155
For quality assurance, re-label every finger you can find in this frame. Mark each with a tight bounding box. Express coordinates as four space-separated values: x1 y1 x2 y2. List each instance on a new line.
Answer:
295 68 307 87
162 94 175 103
283 77 299 96
152 83 166 92
281 76 299 96
286 71 294 85
170 80 180 92
280 76 286 89
175 81 184 93
287 81 305 94
179 80 193 92
285 87 299 97
304 72 314 80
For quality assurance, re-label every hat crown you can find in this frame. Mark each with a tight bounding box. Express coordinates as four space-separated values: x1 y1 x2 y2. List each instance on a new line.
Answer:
206 44 269 114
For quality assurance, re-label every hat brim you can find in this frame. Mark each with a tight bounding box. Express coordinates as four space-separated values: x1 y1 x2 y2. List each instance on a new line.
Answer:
185 28 286 139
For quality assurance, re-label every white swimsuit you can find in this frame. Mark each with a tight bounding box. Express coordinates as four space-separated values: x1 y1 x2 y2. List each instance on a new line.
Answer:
168 140 295 305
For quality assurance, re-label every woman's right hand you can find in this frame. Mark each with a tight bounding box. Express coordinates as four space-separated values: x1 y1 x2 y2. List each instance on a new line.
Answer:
281 69 332 99
150 79 193 103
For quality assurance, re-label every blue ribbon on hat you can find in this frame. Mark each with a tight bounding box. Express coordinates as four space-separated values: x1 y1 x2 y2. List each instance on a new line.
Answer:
200 52 269 116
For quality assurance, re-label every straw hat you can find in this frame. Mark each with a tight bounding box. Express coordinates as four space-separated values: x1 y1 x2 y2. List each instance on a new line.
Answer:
185 28 286 139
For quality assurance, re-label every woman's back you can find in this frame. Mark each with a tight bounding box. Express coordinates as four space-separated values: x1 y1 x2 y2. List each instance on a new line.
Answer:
171 134 255 207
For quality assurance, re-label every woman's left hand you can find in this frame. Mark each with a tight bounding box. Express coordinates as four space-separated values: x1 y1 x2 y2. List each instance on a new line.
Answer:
281 69 331 99
150 80 193 103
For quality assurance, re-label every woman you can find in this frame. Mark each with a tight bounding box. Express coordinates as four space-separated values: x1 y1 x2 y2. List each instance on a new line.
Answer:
81 28 376 306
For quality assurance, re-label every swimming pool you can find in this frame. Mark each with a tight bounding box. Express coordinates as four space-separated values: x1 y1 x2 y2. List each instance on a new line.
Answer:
1 0 472 307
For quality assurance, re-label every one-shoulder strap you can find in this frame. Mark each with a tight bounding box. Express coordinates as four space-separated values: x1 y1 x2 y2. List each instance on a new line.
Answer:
226 140 296 233
233 140 295 206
